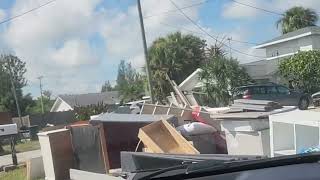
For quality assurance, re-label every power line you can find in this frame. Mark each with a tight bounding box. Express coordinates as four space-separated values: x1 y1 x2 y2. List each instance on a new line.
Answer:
0 0 57 25
168 0 265 58
158 22 258 45
230 0 320 24
230 0 283 16
144 0 210 19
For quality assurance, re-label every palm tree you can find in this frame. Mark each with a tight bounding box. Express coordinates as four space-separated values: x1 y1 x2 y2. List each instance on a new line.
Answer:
277 6 318 34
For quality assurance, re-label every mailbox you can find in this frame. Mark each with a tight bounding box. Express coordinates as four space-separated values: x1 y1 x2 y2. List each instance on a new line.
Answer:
0 124 18 136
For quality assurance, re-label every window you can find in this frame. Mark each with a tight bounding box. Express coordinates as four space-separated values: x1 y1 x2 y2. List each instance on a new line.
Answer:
266 86 278 94
252 87 266 95
277 86 290 95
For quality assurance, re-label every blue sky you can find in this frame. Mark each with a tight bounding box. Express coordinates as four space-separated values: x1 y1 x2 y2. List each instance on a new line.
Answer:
0 0 319 97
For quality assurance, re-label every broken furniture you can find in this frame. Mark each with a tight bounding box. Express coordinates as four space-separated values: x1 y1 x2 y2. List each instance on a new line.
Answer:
210 106 296 157
67 124 109 174
269 109 320 157
38 129 74 180
138 120 199 154
90 113 178 169
140 103 193 124
0 123 18 165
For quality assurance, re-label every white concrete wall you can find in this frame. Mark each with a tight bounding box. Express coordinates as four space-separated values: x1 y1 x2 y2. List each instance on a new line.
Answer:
265 35 320 58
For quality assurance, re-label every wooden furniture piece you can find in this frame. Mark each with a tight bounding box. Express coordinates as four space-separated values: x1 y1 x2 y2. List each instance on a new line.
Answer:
38 129 73 180
138 120 199 154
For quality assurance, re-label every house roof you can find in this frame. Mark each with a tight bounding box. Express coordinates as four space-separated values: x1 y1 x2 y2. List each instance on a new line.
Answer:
255 26 320 49
59 91 120 108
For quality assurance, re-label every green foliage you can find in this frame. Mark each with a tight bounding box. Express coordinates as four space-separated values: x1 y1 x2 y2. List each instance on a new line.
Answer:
74 103 118 121
116 60 146 103
200 55 253 107
279 50 320 93
26 90 55 114
148 32 206 102
0 54 31 116
277 6 318 34
101 80 115 92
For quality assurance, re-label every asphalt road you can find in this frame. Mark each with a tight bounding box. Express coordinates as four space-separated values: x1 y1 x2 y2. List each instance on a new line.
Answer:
0 149 41 167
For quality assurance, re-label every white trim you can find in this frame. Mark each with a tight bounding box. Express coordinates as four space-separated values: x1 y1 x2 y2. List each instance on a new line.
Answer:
266 52 296 60
50 97 74 112
254 32 313 49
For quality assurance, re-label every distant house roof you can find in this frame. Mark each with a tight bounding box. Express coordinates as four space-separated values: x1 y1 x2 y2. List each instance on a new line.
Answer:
59 91 120 108
254 26 320 49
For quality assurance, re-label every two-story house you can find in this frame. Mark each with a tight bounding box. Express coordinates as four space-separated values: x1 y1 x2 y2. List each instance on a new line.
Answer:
243 26 320 83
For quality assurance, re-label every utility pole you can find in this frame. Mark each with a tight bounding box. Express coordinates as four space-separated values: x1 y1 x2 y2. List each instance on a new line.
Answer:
227 37 232 59
7 56 22 125
38 76 44 114
137 0 155 103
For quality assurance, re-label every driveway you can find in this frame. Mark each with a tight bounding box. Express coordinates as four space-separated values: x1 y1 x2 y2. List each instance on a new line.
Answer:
0 149 41 167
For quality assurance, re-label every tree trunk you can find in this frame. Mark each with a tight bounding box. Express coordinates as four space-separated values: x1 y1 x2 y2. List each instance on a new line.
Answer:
0 141 4 153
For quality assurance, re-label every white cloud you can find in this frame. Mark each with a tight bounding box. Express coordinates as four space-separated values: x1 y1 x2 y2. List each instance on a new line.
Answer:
222 0 320 20
99 0 201 68
2 0 262 96
222 0 264 19
272 0 320 11
0 9 6 21
51 39 99 66
3 0 104 95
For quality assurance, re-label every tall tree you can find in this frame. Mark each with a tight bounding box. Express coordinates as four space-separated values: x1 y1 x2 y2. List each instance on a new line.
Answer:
101 81 113 92
148 32 206 101
279 50 320 93
200 53 253 107
116 60 145 103
26 90 55 114
0 54 30 116
277 6 318 34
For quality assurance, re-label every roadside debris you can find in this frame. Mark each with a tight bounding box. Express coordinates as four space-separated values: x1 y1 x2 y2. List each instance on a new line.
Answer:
138 120 199 154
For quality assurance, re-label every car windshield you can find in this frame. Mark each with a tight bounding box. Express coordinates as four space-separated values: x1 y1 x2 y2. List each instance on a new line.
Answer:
0 1 320 180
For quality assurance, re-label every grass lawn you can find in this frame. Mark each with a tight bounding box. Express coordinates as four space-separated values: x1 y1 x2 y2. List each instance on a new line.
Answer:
0 167 44 180
0 167 26 180
0 140 40 156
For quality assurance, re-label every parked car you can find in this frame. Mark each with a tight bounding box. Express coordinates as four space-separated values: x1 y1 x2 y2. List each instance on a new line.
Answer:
312 91 320 107
233 83 310 110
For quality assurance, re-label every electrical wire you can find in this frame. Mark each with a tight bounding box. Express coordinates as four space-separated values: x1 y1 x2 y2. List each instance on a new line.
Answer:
168 0 265 58
230 0 283 16
158 22 258 45
0 0 58 25
144 0 210 19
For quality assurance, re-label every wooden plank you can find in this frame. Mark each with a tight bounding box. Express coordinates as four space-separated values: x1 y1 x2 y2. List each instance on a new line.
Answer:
138 120 199 154
26 157 44 180
99 123 110 173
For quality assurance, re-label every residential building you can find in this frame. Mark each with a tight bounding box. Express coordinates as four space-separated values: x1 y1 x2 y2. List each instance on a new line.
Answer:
243 26 320 83
50 91 120 112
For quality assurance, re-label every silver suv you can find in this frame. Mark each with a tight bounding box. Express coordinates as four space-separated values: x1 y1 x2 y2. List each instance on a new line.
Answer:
233 83 310 110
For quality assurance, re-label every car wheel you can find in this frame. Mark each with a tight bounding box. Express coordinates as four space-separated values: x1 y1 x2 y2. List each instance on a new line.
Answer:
298 97 309 110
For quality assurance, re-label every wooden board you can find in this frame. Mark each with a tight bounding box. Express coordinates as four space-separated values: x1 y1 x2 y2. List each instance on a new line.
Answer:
138 120 199 154
26 157 45 180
